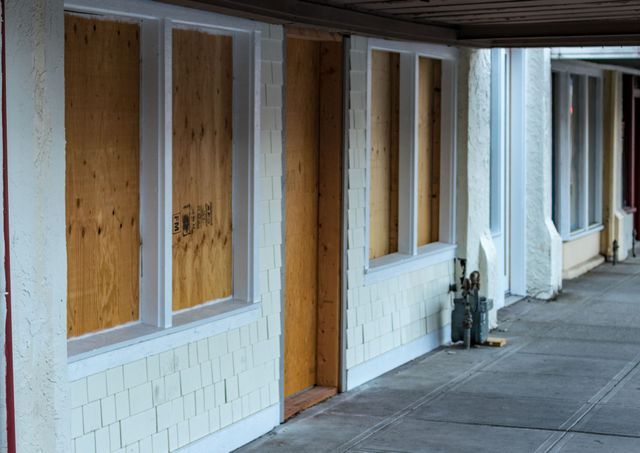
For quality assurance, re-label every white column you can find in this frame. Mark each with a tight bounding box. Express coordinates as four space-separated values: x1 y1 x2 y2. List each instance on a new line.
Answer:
5 0 70 451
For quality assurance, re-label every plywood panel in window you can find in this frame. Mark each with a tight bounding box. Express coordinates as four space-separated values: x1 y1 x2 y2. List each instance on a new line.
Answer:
369 50 400 260
172 29 233 311
417 57 441 247
65 14 141 337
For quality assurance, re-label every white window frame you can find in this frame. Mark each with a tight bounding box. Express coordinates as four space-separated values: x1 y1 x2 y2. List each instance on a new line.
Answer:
66 0 261 360
490 48 528 298
551 60 604 241
364 38 457 282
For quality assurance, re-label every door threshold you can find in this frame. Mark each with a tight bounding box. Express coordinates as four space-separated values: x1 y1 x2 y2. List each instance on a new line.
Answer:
284 386 338 420
505 294 525 306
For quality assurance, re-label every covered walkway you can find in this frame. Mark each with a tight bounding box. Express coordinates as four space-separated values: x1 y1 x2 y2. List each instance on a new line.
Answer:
240 256 640 452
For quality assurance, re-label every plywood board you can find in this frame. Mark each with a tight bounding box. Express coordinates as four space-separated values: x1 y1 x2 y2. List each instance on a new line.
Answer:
285 37 321 397
172 29 233 311
284 386 338 420
417 57 442 246
369 50 400 259
316 41 343 389
65 14 141 337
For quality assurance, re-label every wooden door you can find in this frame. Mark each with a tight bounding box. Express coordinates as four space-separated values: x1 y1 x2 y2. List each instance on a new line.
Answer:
284 35 343 400
285 37 320 396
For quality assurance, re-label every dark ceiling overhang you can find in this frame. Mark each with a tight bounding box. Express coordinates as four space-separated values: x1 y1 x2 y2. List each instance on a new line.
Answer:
162 0 640 47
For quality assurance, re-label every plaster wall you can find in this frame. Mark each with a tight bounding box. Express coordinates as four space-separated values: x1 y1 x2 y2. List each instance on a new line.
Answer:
67 23 285 453
455 48 499 324
525 49 562 299
343 36 455 390
5 0 70 451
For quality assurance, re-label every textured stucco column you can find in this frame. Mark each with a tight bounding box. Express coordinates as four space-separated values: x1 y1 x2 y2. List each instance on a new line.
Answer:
455 48 500 324
525 49 562 299
5 0 69 451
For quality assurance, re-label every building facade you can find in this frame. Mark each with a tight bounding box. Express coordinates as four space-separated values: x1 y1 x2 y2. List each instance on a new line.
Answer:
0 1 637 452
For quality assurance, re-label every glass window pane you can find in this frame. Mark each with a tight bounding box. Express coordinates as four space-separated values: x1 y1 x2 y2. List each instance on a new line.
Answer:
588 77 598 225
570 74 583 232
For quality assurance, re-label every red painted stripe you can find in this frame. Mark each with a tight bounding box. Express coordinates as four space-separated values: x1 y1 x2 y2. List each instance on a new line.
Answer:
1 0 16 451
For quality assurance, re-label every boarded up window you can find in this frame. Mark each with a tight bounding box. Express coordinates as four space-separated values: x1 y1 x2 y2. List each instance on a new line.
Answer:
65 14 141 337
172 29 233 311
417 57 442 247
369 50 400 260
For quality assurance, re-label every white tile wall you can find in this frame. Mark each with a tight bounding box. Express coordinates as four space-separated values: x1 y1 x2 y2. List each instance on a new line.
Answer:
344 36 454 374
70 23 284 453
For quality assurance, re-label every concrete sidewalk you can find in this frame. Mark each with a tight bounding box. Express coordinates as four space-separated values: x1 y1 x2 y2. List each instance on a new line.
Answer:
239 257 640 452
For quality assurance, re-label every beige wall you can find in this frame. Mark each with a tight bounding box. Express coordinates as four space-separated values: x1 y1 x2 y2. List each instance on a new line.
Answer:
563 231 604 279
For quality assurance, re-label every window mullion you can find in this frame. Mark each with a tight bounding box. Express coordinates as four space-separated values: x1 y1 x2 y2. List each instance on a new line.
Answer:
139 17 172 329
560 72 571 239
581 74 589 231
398 52 417 255
161 18 173 326
596 78 604 225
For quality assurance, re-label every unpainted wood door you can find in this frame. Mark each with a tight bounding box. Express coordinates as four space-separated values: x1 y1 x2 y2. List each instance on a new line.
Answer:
284 36 343 397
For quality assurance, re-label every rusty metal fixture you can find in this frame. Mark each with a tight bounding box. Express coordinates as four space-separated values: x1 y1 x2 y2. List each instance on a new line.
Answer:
463 302 473 350
469 271 480 291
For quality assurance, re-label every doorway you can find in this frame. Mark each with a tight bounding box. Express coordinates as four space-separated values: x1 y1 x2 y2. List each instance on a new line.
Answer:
283 30 343 419
491 49 527 301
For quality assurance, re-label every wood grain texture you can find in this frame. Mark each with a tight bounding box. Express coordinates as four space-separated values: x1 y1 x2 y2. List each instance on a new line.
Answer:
172 29 233 311
285 37 320 397
316 41 343 389
285 36 343 397
65 14 141 338
417 57 441 246
369 50 400 260
284 386 338 420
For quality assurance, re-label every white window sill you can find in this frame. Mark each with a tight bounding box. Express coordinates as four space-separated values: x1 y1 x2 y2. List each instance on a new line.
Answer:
68 300 260 381
364 242 456 285
564 224 604 242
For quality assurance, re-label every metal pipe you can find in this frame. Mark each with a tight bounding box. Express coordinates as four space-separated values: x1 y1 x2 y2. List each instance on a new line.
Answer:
613 239 619 266
1 0 16 450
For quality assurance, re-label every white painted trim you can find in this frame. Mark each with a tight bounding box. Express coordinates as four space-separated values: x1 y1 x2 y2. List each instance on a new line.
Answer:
398 53 417 256
140 17 164 327
368 37 458 61
551 60 604 78
340 37 351 394
365 243 456 285
439 58 458 246
63 0 263 345
565 224 605 242
177 404 280 453
508 49 527 297
552 67 604 242
68 303 260 380
551 46 640 60
364 38 457 269
346 325 451 390
65 0 263 32
490 49 506 236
